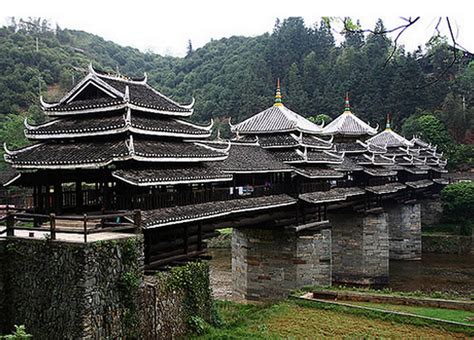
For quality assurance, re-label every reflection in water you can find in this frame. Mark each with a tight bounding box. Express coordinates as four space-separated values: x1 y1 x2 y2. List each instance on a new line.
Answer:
207 249 474 299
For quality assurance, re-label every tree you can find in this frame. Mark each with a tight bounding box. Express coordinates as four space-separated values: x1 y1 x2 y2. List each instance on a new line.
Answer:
186 39 193 57
401 114 453 152
308 114 332 125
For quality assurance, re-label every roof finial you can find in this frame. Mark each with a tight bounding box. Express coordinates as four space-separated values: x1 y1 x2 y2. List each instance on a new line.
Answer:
344 92 351 112
274 78 283 107
386 113 391 130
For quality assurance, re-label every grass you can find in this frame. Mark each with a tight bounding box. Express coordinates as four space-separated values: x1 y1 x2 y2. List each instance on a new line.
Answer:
192 299 472 339
299 284 473 301
340 300 474 325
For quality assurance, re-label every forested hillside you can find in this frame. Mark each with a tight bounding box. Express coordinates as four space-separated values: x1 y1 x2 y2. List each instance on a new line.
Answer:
0 17 472 168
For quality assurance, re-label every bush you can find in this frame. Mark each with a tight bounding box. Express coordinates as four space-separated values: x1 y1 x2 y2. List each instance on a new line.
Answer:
441 182 474 227
1 325 32 340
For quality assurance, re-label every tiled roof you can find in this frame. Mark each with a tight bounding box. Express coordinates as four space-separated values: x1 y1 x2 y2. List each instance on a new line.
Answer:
231 105 323 134
335 142 367 153
322 111 378 136
0 166 19 186
299 187 365 204
433 178 449 185
141 194 297 228
42 66 193 115
363 167 398 177
5 138 227 169
258 134 300 148
367 129 413 148
272 149 305 163
366 182 406 195
112 164 232 186
306 150 343 164
218 144 293 173
405 179 433 189
295 166 344 179
329 157 363 172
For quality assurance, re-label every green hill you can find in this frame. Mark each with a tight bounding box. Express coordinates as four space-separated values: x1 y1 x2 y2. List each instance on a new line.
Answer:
0 17 472 168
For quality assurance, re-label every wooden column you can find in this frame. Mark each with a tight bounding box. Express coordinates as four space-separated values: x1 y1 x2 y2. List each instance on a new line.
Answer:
75 181 83 213
54 182 62 214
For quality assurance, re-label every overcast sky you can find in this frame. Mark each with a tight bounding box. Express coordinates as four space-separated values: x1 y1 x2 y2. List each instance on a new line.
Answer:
3 0 473 57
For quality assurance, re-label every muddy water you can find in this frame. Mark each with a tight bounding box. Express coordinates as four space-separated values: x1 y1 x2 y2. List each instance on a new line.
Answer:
389 253 474 296
207 249 474 299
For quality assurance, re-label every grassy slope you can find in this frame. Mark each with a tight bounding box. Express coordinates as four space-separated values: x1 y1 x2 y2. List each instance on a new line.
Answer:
194 300 471 339
343 301 474 324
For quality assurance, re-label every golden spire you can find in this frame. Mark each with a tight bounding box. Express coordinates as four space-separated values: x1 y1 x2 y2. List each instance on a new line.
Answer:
386 113 391 130
274 78 283 107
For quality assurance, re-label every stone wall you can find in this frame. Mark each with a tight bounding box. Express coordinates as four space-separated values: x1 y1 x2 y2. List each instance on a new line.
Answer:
420 198 443 225
386 203 422 260
232 227 331 301
0 236 144 338
330 209 389 285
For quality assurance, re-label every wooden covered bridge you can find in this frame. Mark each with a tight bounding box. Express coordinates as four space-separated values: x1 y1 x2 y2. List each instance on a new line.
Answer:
1 66 448 300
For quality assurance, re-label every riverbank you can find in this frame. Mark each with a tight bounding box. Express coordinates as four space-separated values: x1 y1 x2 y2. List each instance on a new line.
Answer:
192 299 472 338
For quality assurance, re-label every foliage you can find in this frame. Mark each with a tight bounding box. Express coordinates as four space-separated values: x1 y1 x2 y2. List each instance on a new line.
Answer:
115 237 143 338
191 299 472 338
0 325 32 340
0 17 472 168
308 113 332 125
441 182 474 226
402 114 453 151
157 261 220 333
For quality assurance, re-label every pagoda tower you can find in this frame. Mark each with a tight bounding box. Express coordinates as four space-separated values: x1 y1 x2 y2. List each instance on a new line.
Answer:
230 80 345 189
4 64 231 214
367 114 448 188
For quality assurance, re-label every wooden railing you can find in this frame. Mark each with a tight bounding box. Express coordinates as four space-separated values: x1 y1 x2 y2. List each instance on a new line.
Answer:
0 208 140 243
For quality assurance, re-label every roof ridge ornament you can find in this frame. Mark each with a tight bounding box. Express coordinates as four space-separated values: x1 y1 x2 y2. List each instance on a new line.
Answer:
126 135 135 155
124 107 132 125
182 97 195 110
40 95 58 109
274 78 283 107
123 85 130 102
88 62 96 75
3 142 11 156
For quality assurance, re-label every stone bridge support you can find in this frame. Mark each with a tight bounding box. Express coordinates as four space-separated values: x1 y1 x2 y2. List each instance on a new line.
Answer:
232 226 331 301
329 208 389 286
420 198 443 226
386 202 421 260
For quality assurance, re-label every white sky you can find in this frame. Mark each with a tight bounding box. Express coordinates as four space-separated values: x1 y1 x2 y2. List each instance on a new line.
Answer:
2 0 473 57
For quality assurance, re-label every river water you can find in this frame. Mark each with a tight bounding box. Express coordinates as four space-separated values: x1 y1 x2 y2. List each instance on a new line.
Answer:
207 249 474 300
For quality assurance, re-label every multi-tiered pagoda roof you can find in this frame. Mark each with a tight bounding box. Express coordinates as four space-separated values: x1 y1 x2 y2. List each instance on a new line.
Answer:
366 115 448 179
5 64 231 187
230 80 343 180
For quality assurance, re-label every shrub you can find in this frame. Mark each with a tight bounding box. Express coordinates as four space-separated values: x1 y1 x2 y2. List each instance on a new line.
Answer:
1 325 32 340
441 182 474 228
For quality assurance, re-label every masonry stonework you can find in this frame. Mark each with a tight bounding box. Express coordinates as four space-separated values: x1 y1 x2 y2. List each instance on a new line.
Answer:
232 227 332 301
0 236 144 338
420 198 443 225
330 209 389 285
387 203 422 260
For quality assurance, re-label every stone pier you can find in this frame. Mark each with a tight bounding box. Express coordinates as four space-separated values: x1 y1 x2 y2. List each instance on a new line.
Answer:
386 202 422 260
330 209 389 285
232 227 332 301
420 198 443 225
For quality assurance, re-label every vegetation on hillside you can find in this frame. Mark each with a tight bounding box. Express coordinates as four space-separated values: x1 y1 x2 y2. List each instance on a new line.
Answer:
0 17 472 168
